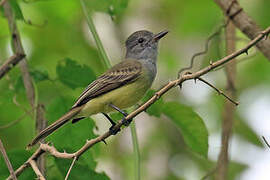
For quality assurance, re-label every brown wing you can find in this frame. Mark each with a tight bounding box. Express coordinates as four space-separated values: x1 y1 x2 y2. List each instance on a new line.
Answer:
72 60 142 108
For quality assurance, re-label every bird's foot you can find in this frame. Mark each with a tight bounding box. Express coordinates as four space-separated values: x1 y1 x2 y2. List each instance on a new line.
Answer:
121 117 132 127
109 125 121 135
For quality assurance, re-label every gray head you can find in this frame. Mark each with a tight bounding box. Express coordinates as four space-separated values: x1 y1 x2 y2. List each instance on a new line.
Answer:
125 30 168 61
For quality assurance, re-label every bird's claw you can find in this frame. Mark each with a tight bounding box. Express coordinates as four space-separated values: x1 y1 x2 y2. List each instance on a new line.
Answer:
121 118 132 127
109 125 120 135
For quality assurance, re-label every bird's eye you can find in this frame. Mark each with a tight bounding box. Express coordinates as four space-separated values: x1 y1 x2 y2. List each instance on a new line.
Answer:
138 38 144 43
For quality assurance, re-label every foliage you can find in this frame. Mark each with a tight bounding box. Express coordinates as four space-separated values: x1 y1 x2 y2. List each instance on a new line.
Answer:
56 58 96 89
0 0 269 179
162 102 208 158
0 150 35 179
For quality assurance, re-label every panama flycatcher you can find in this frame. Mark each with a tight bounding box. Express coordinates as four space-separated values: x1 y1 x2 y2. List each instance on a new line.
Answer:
28 30 168 148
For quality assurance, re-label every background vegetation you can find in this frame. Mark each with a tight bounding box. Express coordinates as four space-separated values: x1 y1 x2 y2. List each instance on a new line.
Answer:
0 0 270 179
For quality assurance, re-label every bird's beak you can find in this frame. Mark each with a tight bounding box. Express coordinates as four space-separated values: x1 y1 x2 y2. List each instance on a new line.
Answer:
153 30 169 41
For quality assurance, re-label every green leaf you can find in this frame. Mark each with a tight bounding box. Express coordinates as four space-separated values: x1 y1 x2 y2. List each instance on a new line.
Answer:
142 89 164 117
238 54 270 89
14 68 49 92
9 0 24 20
228 161 248 180
45 96 99 166
110 112 123 121
56 58 96 89
234 114 263 147
162 102 208 157
54 158 109 180
0 150 35 179
31 68 49 82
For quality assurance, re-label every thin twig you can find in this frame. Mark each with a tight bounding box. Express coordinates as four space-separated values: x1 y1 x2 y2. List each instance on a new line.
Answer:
197 77 238 105
35 104 47 175
0 0 7 6
3 1 35 108
0 53 26 80
214 50 258 71
215 20 237 180
178 19 229 76
130 123 140 180
29 160 46 180
6 26 270 180
80 0 111 69
3 1 47 175
214 0 270 60
262 136 270 148
64 157 77 180
0 139 17 180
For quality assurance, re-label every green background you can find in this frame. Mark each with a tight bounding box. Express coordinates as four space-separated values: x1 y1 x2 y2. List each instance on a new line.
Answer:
0 0 269 179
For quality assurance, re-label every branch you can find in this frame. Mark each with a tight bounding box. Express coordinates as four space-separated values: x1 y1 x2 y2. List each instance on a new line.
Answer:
0 139 17 180
3 1 47 175
215 20 237 180
0 0 7 6
80 0 111 69
64 157 77 180
197 77 238 106
3 1 35 107
130 122 140 180
0 53 25 80
28 160 45 180
214 0 270 60
262 136 270 149
179 20 229 75
6 26 270 180
35 104 47 175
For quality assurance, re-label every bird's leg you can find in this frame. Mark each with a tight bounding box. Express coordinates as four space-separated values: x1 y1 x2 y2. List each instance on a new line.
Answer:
102 113 120 135
109 103 128 116
102 113 116 126
109 103 132 126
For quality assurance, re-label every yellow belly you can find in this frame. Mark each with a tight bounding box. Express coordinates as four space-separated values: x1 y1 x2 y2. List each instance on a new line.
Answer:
78 75 151 116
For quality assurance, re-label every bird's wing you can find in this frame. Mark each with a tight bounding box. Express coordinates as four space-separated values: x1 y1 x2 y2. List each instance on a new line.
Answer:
72 60 142 108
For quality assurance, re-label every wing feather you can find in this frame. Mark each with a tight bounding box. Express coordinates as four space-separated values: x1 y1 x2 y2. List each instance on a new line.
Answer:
72 60 142 108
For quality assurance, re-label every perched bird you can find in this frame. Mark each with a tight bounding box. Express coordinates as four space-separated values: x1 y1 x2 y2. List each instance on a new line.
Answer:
28 30 168 148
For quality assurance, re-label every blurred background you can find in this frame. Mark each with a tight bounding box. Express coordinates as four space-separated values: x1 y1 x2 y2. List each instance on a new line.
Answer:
0 0 270 179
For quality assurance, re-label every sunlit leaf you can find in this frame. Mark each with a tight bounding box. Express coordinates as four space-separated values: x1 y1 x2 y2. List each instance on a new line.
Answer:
56 58 96 89
162 102 208 157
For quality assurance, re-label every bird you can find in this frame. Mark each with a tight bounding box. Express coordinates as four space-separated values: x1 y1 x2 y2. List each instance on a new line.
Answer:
27 29 168 148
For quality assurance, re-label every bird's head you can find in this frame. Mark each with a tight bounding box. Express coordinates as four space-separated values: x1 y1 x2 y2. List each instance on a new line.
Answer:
125 30 168 61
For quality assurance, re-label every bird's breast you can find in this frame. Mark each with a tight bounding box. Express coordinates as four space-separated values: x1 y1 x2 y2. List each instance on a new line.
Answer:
79 69 153 116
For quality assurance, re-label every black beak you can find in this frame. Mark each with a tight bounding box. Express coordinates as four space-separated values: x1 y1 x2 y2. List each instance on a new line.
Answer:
154 30 169 41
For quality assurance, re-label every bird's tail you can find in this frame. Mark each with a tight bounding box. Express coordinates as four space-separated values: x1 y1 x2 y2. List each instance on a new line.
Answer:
27 106 83 149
